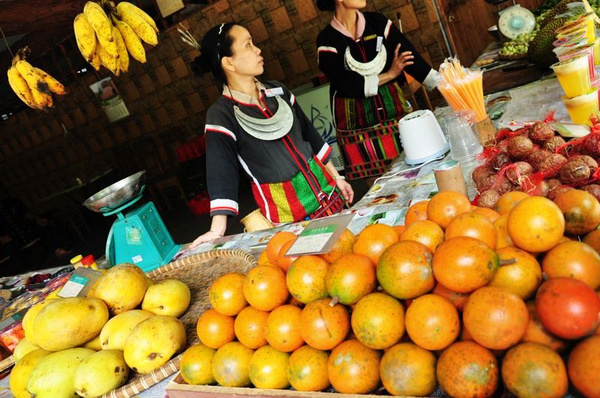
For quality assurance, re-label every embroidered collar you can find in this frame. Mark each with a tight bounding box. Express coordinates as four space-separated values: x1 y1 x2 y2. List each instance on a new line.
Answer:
331 11 366 40
222 79 267 106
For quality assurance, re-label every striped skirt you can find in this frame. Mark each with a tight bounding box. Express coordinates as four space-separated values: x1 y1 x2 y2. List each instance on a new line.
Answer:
334 81 408 180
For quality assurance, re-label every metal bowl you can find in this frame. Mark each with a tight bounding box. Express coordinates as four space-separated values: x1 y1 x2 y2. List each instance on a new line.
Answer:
83 171 146 213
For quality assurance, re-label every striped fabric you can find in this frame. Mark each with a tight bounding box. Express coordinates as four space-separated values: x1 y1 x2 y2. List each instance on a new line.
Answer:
334 82 408 180
250 157 340 223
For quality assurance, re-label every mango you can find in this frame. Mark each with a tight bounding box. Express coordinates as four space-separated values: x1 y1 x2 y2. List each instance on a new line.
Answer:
94 263 147 314
26 348 95 398
100 309 153 350
33 297 109 351
124 315 186 374
10 349 50 398
22 299 55 346
74 350 129 397
82 334 102 351
142 279 191 317
13 338 39 362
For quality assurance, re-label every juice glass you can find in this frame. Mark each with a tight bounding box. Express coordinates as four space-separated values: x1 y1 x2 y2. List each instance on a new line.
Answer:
556 14 595 44
557 45 595 81
553 30 588 47
562 89 599 125
594 38 600 66
551 56 592 98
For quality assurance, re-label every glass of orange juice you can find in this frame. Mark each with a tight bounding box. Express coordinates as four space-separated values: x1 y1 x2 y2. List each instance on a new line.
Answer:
557 45 595 81
562 88 599 125
551 56 592 98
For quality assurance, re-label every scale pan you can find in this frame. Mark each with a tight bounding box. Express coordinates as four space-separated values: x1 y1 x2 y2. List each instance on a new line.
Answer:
83 171 146 213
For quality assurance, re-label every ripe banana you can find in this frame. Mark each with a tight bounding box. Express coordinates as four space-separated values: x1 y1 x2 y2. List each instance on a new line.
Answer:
117 3 158 46
15 60 50 95
7 67 37 109
116 2 158 33
90 47 102 71
73 13 96 62
113 18 146 63
97 39 119 75
84 1 117 58
33 67 68 95
112 25 129 73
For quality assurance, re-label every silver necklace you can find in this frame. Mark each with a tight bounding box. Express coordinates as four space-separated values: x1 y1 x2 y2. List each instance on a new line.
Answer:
233 95 293 141
344 44 387 76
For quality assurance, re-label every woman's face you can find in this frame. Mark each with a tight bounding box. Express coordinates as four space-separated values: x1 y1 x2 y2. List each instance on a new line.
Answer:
338 0 367 10
223 25 264 78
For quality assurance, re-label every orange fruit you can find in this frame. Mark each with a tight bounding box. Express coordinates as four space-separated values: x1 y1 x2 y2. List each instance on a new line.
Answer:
276 239 298 273
248 345 290 389
211 342 254 387
380 343 437 397
463 286 529 350
583 229 600 252
180 344 216 385
351 292 405 349
568 335 600 398
400 220 444 252
266 231 296 266
328 340 381 394
521 301 567 353
493 213 514 249
322 228 355 263
507 196 565 253
285 255 329 304
300 298 350 350
234 306 269 349
257 251 274 267
432 237 499 293
353 224 399 264
326 253 375 305
495 191 529 215
502 343 568 398
287 346 330 392
490 246 542 300
554 189 600 235
445 211 497 248
405 294 460 351
405 200 429 226
432 283 470 312
242 265 289 311
209 272 247 316
393 225 406 239
377 240 434 299
426 191 471 229
197 309 236 349
264 305 304 352
472 206 501 222
436 341 498 398
543 241 600 289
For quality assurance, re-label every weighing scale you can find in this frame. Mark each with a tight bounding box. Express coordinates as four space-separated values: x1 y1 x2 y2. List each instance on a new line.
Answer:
82 171 181 272
486 0 536 41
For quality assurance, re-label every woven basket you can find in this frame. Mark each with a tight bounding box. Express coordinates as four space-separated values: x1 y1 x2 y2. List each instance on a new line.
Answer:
240 208 275 232
100 249 257 398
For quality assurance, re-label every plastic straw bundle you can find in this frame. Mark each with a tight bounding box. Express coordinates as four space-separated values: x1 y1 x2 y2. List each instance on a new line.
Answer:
438 58 487 122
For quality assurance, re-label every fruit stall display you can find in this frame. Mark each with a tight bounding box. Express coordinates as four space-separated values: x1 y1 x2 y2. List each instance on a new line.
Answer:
166 190 600 397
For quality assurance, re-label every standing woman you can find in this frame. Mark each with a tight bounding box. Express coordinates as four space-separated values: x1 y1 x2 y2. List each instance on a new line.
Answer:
316 0 439 181
190 23 354 246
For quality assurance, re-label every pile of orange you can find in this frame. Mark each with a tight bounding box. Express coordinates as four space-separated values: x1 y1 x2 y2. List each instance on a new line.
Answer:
180 190 600 397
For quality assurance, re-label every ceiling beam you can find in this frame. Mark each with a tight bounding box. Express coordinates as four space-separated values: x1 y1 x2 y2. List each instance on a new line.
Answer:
0 0 87 36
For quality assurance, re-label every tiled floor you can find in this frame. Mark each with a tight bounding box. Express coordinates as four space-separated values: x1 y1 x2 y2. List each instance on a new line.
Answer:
5 178 370 276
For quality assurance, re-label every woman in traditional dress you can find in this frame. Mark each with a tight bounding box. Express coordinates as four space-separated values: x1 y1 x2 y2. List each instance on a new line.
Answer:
190 23 354 246
316 0 439 181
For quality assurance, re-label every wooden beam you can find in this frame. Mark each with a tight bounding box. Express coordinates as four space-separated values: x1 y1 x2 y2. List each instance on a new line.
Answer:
0 0 87 36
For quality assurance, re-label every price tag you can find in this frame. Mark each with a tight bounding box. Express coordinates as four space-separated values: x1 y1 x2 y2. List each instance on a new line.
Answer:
58 268 103 298
285 214 354 256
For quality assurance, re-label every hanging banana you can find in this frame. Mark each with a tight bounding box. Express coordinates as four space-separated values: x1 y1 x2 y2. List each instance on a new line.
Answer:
73 13 96 62
113 17 146 63
115 1 158 33
116 2 158 46
112 25 129 73
84 1 118 58
33 67 68 95
7 68 37 109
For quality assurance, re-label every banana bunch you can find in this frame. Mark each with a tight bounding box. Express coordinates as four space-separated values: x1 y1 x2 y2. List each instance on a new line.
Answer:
74 0 159 75
7 47 68 111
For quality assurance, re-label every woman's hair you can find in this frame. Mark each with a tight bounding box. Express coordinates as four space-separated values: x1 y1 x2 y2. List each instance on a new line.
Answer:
316 0 336 11
191 23 236 84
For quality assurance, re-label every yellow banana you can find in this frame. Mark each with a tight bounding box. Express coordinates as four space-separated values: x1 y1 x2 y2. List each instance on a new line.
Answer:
33 67 68 95
15 60 50 95
90 39 102 70
84 1 117 58
97 39 119 75
116 2 158 33
31 88 53 110
73 13 96 62
113 18 146 63
117 3 158 46
7 67 37 109
112 25 129 73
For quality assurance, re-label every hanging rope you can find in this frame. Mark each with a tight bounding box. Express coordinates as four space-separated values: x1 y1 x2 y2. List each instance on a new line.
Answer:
0 26 14 58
